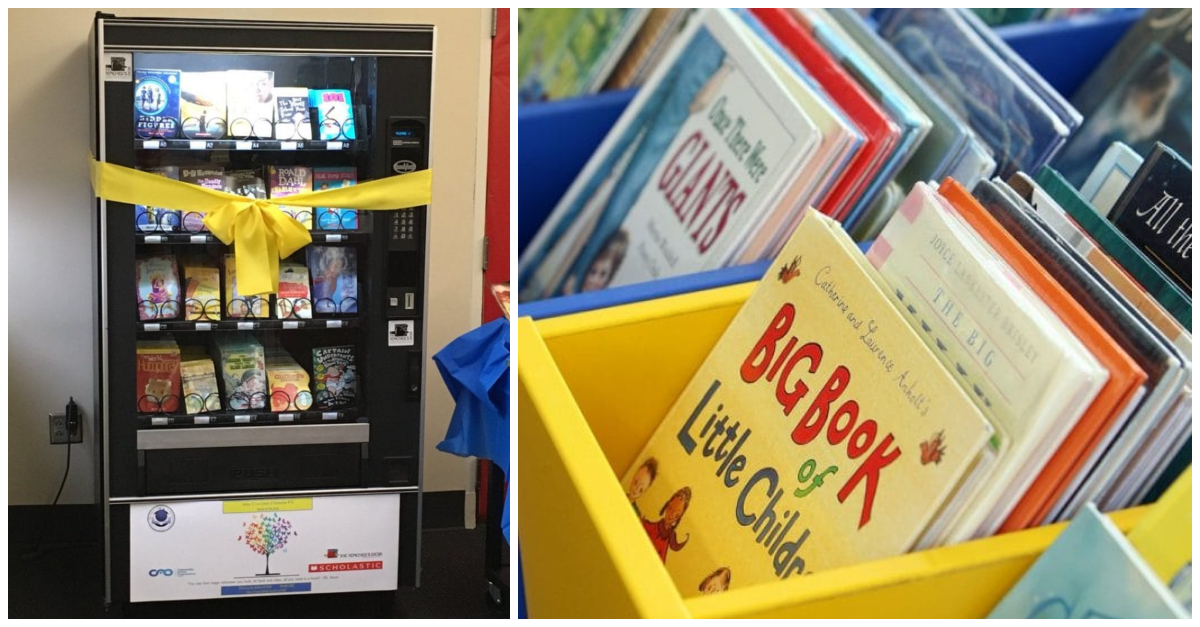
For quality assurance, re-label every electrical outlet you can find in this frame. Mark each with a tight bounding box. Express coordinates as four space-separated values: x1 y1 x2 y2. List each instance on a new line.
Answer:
49 413 69 445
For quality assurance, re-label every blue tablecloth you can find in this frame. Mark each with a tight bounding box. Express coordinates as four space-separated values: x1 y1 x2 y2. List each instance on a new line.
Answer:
433 317 510 543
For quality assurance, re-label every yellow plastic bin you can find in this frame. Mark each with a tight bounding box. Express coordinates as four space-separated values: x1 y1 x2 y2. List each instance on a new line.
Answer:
518 282 1146 618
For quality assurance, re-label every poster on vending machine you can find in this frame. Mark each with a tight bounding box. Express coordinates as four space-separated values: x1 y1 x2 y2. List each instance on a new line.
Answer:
129 493 400 602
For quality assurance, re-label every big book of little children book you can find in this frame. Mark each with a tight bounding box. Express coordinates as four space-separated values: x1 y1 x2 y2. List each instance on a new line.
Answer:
620 211 993 595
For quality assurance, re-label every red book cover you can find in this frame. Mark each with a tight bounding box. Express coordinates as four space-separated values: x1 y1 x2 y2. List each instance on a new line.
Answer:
751 8 900 221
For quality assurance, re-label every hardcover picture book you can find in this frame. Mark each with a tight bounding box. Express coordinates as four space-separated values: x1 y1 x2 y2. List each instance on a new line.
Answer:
727 9 863 263
180 357 221 414
867 183 1106 543
274 87 311 140
179 166 224 232
750 8 900 223
313 345 357 409
268 165 314 229
989 504 1188 618
182 264 221 321
876 8 1070 178
136 340 182 413
135 166 180 232
307 246 357 314
1034 167 1191 329
134 68 180 138
215 337 266 411
266 352 313 412
604 9 693 91
1054 8 1191 186
179 71 227 139
310 89 355 140
1109 142 1192 295
312 167 358 230
223 168 267 200
790 8 935 231
518 9 651 103
938 178 1153 529
224 254 264 318
620 211 992 593
225 70 275 139
276 263 312 319
136 255 181 321
519 8 822 301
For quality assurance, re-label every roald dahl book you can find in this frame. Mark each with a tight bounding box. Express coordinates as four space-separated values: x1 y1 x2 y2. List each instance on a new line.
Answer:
269 165 313 229
620 211 993 594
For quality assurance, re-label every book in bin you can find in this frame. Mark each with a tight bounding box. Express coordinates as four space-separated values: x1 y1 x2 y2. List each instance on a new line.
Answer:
1109 142 1192 295
620 211 993 594
867 183 1106 545
518 8 822 302
989 504 1188 618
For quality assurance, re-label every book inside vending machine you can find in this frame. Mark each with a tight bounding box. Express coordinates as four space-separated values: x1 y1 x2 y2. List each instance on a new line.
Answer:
90 13 431 608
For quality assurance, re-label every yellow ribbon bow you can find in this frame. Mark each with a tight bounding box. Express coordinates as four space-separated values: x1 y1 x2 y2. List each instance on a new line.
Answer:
89 158 432 296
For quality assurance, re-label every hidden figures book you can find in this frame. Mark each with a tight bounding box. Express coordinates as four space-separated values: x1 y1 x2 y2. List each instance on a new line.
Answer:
134 69 180 138
620 211 992 594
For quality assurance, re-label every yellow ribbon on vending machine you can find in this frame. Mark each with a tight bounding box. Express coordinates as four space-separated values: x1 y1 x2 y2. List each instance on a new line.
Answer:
89 157 432 296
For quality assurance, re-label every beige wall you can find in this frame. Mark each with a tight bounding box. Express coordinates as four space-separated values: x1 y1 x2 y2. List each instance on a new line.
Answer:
8 9 492 507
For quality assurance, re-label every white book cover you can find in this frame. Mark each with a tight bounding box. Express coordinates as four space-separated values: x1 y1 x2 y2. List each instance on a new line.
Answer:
518 8 820 301
866 183 1107 542
729 10 862 265
1080 141 1143 217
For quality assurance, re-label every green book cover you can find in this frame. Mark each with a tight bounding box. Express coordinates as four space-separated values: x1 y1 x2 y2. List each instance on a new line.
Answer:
518 9 649 103
1034 167 1191 331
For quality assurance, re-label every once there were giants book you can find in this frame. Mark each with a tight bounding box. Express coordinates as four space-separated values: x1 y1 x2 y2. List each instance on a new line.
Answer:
518 8 820 301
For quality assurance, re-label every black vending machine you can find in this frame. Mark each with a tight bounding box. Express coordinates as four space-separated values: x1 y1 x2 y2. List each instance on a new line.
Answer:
89 14 431 607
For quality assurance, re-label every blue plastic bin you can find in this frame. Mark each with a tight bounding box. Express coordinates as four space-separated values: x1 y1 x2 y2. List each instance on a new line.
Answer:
516 10 1143 321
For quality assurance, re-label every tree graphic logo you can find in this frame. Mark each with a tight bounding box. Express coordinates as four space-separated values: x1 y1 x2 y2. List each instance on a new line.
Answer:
238 513 297 576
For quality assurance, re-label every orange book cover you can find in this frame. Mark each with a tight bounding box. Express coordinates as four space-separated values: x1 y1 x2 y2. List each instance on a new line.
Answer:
938 179 1147 532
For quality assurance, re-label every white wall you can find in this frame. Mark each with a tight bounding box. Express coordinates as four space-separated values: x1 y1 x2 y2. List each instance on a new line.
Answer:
8 8 491 507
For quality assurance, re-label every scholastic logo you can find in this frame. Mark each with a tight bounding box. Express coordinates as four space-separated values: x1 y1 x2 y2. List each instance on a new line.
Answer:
309 561 383 572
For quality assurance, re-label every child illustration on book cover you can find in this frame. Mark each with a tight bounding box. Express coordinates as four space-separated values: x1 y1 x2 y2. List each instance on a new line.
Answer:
149 274 172 304
641 486 692 563
520 27 730 300
562 229 630 294
698 566 732 595
626 457 658 517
